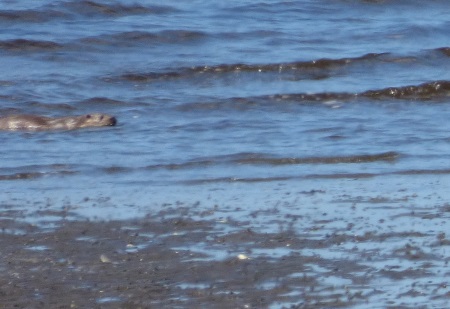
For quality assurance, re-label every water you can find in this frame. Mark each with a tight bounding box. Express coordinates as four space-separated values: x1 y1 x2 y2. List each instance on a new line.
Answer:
1 0 450 307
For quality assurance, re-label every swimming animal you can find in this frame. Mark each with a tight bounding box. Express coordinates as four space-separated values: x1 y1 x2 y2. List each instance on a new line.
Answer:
0 114 117 131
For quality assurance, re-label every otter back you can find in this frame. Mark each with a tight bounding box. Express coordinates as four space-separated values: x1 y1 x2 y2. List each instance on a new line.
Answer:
0 114 117 131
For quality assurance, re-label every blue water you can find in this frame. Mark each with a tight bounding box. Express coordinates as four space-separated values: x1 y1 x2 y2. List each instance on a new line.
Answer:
1 0 450 307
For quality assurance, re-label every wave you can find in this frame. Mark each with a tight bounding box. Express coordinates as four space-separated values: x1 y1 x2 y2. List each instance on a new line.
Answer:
61 0 158 17
0 170 75 181
112 30 206 43
145 151 399 170
0 164 75 181
436 47 450 57
0 172 45 181
271 80 450 102
361 80 450 100
79 97 127 106
0 9 62 23
234 151 399 165
183 167 450 185
183 176 294 185
0 39 62 52
4 155 450 184
110 52 385 83
107 48 447 83
184 52 383 74
178 79 450 111
0 1 173 23
105 48 450 103
4 166 450 183
396 168 450 175
85 30 207 53
182 173 375 184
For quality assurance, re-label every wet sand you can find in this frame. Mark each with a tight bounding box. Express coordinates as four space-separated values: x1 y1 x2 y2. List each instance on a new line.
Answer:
1 210 362 309
2 191 450 309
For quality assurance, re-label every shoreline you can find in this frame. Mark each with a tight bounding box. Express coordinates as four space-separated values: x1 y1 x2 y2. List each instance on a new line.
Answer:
2 197 450 308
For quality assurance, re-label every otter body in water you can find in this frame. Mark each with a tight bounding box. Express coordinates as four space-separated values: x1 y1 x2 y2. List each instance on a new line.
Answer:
0 114 117 131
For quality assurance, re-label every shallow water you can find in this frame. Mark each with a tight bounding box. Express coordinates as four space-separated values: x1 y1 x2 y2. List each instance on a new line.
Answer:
1 0 450 307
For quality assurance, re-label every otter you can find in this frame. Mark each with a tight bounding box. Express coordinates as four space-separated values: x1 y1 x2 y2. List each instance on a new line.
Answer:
0 114 117 131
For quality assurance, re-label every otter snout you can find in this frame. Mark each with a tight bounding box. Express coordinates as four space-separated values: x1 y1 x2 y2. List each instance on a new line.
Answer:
109 117 117 126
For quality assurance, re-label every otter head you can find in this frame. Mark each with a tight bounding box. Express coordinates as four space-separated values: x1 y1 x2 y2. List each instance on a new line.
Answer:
81 114 117 127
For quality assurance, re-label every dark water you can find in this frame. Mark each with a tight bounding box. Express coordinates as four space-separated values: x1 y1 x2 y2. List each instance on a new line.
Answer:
1 0 450 307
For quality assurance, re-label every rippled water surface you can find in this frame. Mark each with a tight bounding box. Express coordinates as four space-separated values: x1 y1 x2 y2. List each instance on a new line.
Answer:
1 0 450 307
